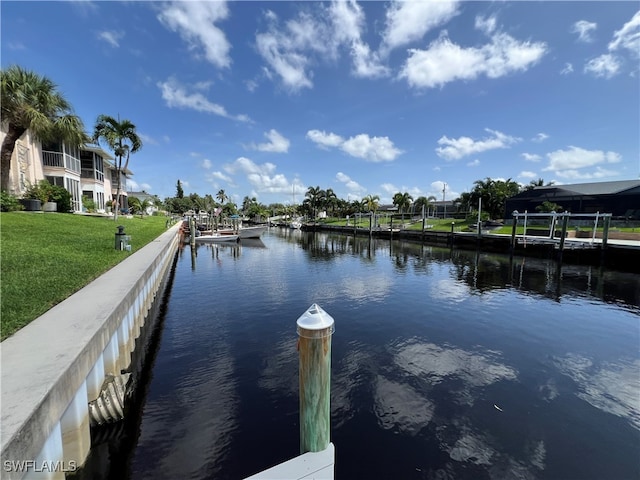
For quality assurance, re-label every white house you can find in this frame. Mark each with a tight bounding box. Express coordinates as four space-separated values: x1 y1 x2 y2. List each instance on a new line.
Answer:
1 127 133 213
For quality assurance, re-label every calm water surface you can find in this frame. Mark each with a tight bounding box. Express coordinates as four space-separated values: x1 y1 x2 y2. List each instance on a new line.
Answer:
86 229 639 480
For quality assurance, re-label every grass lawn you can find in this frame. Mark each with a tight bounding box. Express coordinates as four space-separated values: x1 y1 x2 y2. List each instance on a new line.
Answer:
1 212 171 340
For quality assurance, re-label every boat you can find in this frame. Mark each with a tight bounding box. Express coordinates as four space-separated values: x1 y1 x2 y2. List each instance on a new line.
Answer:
289 220 302 229
218 224 268 239
194 233 239 243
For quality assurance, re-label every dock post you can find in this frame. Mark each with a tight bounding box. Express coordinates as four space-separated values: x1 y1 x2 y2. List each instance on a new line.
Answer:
510 212 518 253
559 213 569 251
390 215 393 240
190 216 196 246
297 304 335 454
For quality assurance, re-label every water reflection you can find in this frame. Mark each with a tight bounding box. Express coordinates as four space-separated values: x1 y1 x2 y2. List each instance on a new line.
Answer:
552 354 640 430
99 229 639 480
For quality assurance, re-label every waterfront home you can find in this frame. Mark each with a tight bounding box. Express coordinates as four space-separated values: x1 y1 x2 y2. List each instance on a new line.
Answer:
505 180 640 220
0 127 133 213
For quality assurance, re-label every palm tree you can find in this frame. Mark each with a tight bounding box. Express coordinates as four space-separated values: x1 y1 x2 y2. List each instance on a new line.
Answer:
392 192 413 220
93 114 142 221
1 65 88 192
305 186 325 219
362 194 380 213
525 178 554 191
414 195 437 216
323 188 338 218
216 189 228 205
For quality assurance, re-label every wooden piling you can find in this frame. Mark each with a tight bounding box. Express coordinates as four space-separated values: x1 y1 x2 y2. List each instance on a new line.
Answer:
297 304 334 454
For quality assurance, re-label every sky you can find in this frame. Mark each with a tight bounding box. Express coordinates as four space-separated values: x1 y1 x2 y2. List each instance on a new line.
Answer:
2 1 639 206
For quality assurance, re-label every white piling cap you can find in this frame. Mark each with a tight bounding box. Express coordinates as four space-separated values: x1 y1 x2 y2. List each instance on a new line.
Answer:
296 303 335 337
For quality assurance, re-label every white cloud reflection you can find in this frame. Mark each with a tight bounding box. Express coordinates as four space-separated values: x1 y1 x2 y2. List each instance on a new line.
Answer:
553 353 640 429
394 341 518 391
373 375 435 435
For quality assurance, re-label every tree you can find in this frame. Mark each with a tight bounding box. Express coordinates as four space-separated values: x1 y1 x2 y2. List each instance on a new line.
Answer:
414 195 437 216
1 65 88 192
304 186 325 219
216 189 228 205
536 200 563 213
525 178 554 191
466 177 521 219
362 194 380 213
93 114 142 221
392 192 413 220
176 180 184 198
324 188 337 217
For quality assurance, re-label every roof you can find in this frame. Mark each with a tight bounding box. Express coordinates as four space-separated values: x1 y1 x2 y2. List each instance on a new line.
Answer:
81 143 114 160
533 180 640 196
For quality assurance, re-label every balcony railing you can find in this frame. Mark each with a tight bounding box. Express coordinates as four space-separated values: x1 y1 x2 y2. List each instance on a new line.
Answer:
42 151 64 168
42 150 81 173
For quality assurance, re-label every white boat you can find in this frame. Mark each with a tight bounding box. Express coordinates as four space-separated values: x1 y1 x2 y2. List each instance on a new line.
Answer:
218 224 268 239
194 233 239 243
289 221 302 229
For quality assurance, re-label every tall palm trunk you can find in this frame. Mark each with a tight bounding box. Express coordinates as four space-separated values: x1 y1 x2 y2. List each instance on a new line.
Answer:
1 125 26 192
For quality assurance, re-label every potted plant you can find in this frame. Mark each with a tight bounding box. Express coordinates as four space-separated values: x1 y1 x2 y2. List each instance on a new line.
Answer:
22 180 72 212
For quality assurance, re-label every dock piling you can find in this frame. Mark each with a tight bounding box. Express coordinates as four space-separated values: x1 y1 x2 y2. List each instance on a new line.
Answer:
297 304 335 454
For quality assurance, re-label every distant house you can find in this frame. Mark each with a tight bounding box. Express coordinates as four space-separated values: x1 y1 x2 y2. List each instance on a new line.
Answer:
128 191 159 215
505 180 640 219
0 127 133 213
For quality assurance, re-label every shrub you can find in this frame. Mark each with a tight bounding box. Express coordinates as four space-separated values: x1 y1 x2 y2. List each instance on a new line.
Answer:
48 185 72 212
83 197 97 212
0 191 24 212
24 180 52 204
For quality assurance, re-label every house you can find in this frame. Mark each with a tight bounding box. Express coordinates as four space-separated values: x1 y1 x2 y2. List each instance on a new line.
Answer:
127 191 160 215
505 180 640 219
0 127 133 213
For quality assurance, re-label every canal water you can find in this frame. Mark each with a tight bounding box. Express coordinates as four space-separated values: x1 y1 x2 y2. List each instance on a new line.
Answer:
82 229 639 480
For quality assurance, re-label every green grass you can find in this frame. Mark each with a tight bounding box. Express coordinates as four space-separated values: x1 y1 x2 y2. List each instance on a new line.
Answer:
1 213 171 340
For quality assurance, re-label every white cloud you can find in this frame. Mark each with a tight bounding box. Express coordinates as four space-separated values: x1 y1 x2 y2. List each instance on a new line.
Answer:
158 1 231 69
202 159 212 169
307 129 402 162
210 171 232 183
553 167 620 180
342 134 403 162
336 172 365 194
381 0 460 54
250 129 290 153
522 153 542 162
138 133 158 146
436 128 520 160
256 2 388 89
127 179 151 192
560 62 574 75
97 30 124 48
225 157 301 194
330 0 388 78
571 20 597 43
399 27 547 89
467 159 480 167
609 10 640 57
584 54 621 78
543 146 621 177
157 77 250 122
532 133 549 143
518 171 537 179
475 15 498 36
306 130 345 149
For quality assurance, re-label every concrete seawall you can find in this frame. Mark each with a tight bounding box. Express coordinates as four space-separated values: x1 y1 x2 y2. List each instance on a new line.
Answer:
1 224 180 479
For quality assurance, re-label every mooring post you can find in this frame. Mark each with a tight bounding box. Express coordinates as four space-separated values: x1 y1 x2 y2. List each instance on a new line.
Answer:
510 212 518 253
297 303 335 454
390 215 393 240
190 216 196 246
559 213 569 251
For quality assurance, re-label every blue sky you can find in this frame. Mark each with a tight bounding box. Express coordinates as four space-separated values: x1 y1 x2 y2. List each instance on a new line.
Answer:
2 1 639 206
